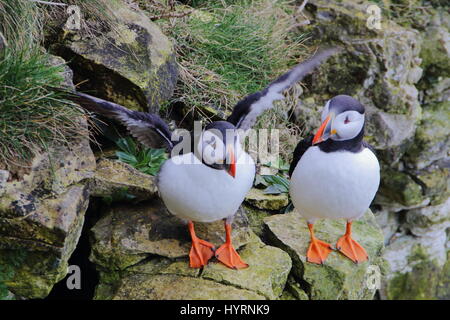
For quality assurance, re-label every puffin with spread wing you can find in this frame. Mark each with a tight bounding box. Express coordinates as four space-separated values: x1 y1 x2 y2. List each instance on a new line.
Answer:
289 95 380 265
71 48 339 269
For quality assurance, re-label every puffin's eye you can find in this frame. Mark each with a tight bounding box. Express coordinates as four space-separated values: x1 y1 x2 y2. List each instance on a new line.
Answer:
206 136 216 148
344 116 350 124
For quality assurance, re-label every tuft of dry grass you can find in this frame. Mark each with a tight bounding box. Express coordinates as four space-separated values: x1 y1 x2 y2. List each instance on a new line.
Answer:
136 0 312 162
148 0 309 120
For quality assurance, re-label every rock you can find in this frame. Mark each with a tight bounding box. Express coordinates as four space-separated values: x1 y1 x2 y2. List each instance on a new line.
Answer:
94 230 291 300
380 231 448 300
377 167 425 207
244 188 289 211
373 209 401 245
437 253 450 300
283 276 309 300
405 101 450 170
0 170 8 198
50 0 178 113
90 200 252 270
424 77 450 104
405 198 450 237
0 123 95 299
264 209 385 300
420 11 450 78
201 234 292 299
90 158 157 202
113 274 265 300
47 54 75 90
243 204 273 238
415 165 450 205
0 30 7 50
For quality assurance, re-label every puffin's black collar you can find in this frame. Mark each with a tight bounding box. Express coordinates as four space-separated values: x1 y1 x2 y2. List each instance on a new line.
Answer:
318 125 365 153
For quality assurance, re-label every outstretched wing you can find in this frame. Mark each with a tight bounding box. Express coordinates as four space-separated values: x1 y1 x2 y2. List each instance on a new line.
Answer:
70 92 174 150
227 47 341 130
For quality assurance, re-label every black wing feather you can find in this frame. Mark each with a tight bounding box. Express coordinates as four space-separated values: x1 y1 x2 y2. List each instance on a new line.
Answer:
289 135 313 177
69 92 174 150
227 47 341 130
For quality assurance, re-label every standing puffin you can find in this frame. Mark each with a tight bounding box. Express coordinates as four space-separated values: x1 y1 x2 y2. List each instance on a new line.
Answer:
289 95 380 264
70 48 339 269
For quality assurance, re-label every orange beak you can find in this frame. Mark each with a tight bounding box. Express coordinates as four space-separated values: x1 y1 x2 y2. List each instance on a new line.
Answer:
227 146 236 178
312 115 332 145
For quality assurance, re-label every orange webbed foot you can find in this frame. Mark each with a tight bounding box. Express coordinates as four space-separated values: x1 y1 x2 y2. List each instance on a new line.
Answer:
305 223 333 265
187 221 215 268
215 242 248 269
215 221 248 269
306 238 333 265
336 221 368 264
336 235 368 264
189 238 215 268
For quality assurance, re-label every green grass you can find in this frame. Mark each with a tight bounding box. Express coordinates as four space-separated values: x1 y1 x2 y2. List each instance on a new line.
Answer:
0 0 83 169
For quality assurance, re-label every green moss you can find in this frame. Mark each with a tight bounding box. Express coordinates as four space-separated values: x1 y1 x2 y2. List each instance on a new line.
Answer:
437 254 450 299
379 167 424 206
94 270 123 300
416 168 449 205
405 101 450 167
0 249 27 299
386 245 441 300
244 204 272 238
202 235 292 299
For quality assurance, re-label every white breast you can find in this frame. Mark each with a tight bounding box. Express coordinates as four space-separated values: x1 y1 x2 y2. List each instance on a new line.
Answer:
157 152 255 223
289 146 380 223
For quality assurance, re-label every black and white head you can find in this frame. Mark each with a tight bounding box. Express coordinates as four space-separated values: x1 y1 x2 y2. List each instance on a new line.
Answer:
197 121 240 178
312 95 365 147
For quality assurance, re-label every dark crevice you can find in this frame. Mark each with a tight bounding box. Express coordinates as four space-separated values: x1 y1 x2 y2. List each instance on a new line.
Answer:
45 198 102 300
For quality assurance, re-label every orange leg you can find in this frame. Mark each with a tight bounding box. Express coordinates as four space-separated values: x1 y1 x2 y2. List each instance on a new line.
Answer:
336 221 368 264
306 223 333 265
215 221 248 269
188 221 215 268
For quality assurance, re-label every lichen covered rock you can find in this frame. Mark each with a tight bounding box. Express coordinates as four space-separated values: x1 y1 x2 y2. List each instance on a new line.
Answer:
405 101 450 170
377 167 425 207
90 200 252 271
0 124 95 299
264 209 385 300
50 0 178 113
92 226 291 300
113 274 265 300
405 198 450 237
201 234 291 299
381 231 448 300
90 158 157 201
245 188 289 211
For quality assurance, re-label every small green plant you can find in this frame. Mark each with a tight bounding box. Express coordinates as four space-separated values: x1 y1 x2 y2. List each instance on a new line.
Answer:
115 137 168 176
263 158 290 174
261 174 290 195
254 173 293 213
